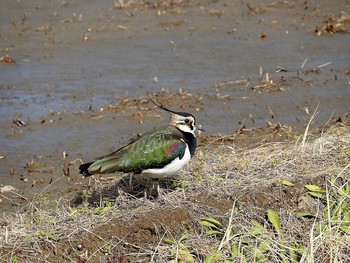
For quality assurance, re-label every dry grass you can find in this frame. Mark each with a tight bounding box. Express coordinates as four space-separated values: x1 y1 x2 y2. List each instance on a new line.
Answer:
0 124 349 262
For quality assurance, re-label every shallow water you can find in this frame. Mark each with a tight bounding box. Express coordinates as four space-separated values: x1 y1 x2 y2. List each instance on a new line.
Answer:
0 0 350 210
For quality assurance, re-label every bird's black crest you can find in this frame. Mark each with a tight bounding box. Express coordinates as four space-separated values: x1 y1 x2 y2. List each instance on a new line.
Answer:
146 92 194 118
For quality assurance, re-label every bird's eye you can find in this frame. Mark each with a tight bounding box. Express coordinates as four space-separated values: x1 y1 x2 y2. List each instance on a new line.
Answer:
184 118 190 124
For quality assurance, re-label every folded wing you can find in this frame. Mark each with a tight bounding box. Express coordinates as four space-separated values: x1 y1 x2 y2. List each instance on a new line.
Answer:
87 127 187 175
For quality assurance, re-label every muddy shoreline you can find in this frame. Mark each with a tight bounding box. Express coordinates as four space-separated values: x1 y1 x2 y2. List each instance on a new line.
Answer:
1 0 350 211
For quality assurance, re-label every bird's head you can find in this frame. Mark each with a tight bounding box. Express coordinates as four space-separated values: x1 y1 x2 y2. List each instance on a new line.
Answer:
147 93 204 135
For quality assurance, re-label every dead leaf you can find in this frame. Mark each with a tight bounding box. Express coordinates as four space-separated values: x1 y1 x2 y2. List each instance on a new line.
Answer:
0 55 16 64
1 185 19 193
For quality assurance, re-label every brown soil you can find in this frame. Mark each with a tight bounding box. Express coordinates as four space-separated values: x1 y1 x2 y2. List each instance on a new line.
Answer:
10 172 327 262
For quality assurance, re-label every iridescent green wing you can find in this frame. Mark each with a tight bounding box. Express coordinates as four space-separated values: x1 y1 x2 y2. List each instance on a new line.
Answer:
117 129 186 172
88 127 186 174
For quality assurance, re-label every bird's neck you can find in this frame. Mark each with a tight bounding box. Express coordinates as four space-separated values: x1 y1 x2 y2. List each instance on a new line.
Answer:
181 131 197 157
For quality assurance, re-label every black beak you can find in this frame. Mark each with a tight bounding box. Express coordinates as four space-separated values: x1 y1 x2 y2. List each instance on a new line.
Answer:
197 125 205 132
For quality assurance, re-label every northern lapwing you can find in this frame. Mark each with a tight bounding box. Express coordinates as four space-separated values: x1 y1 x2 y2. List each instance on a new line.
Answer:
79 95 204 187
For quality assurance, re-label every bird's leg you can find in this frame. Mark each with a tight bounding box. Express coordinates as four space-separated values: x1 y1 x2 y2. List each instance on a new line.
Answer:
144 178 160 199
152 178 161 198
128 174 132 187
143 179 153 199
143 179 150 200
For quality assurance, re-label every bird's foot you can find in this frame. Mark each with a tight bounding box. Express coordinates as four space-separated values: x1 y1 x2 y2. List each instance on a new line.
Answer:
143 179 164 200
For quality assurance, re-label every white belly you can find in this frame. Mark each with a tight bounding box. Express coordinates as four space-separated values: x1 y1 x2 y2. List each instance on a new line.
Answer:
141 144 191 179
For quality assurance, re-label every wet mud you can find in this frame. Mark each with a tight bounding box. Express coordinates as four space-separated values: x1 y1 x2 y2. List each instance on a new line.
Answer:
1 0 350 225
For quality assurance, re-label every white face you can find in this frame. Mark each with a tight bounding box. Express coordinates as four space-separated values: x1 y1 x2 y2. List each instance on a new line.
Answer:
175 115 196 134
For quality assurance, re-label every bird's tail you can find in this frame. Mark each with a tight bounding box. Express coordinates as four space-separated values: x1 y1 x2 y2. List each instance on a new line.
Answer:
79 162 94 178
